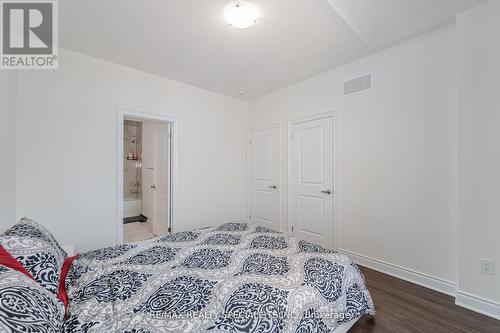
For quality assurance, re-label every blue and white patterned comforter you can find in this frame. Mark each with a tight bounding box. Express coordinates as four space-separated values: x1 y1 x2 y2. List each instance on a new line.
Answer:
64 222 374 332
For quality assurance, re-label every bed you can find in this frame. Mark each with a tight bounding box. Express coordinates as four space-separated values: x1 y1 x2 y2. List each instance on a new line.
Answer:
1 219 374 333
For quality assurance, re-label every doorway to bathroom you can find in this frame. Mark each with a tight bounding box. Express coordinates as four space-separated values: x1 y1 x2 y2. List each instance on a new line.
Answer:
116 109 177 244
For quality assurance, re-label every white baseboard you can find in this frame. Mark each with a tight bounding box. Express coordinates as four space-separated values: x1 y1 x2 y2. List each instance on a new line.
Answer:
338 248 500 320
337 248 458 296
456 291 500 320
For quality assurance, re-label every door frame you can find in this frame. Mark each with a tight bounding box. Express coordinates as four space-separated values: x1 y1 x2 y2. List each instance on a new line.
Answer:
116 107 178 245
287 111 336 249
246 123 282 230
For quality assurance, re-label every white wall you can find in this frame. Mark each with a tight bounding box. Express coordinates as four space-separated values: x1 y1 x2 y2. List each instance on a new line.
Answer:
249 26 458 285
0 71 17 230
457 0 500 311
16 49 248 252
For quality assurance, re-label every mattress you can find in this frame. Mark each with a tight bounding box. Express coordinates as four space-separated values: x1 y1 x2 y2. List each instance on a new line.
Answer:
63 222 375 332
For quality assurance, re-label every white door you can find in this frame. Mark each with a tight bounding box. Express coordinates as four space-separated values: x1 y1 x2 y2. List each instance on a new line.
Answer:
248 127 280 231
152 123 171 236
290 115 334 248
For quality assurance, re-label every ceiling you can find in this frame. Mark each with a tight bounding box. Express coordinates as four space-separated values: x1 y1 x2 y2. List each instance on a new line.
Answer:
59 0 484 100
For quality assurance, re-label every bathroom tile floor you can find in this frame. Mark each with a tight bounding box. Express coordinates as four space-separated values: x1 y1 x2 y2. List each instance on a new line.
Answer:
124 222 155 243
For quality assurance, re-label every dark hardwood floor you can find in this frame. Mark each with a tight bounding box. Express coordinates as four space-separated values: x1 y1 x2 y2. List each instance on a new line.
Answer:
350 266 500 333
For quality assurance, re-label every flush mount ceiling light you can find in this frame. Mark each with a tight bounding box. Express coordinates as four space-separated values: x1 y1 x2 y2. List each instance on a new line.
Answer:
224 2 258 29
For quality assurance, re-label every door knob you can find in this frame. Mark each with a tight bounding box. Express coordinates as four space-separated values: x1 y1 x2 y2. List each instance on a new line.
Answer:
321 189 332 195
150 185 156 189
269 185 278 189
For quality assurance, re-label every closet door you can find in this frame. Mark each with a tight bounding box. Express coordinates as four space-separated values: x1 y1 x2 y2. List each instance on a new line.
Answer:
248 127 281 231
289 115 334 248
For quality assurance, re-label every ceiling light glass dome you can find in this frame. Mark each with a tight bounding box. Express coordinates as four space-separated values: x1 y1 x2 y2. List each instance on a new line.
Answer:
224 2 258 29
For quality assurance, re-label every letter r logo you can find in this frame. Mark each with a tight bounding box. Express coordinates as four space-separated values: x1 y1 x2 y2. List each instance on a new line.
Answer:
2 2 53 54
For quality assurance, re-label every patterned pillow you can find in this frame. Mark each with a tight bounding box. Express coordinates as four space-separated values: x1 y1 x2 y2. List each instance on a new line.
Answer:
0 218 67 296
0 264 65 332
5 218 67 257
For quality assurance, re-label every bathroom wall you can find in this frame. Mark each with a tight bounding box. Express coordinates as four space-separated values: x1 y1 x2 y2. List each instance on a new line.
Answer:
124 120 143 202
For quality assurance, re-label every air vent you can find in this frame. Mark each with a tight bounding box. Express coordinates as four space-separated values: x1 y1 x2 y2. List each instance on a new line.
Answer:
343 74 372 96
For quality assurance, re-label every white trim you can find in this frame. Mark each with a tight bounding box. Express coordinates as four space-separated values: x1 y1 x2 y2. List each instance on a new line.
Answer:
248 123 281 134
246 123 282 230
288 111 335 126
116 107 178 245
332 112 339 251
340 248 500 320
456 291 500 320
338 248 458 296
287 111 336 248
